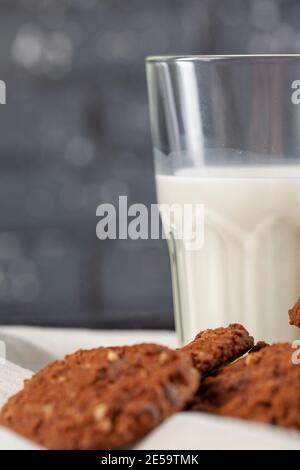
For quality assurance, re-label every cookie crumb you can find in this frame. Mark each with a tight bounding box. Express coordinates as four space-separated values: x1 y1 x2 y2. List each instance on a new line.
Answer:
107 350 119 362
159 352 169 365
93 403 107 421
43 404 53 418
245 354 258 366
97 418 112 433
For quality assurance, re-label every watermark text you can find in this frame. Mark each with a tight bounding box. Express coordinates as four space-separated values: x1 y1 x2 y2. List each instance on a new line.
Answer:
96 196 204 251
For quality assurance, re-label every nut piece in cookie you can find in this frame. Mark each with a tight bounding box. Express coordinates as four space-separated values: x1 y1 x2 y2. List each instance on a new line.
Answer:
0 344 198 450
289 297 300 328
181 323 254 376
189 343 300 430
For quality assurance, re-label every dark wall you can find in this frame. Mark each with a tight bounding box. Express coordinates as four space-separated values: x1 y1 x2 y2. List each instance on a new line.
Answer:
0 0 297 328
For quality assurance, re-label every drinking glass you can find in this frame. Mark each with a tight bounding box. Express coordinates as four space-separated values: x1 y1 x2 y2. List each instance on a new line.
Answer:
146 55 300 344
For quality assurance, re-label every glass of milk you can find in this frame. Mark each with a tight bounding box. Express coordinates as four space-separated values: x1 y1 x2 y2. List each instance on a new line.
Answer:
146 55 300 344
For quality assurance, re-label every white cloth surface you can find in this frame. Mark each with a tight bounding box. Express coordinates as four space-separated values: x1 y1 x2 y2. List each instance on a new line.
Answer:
0 326 299 450
0 359 32 408
0 326 177 372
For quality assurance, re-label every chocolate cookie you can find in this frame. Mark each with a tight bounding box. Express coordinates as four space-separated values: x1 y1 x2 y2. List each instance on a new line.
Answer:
189 343 300 430
289 297 300 327
0 344 198 450
182 324 254 376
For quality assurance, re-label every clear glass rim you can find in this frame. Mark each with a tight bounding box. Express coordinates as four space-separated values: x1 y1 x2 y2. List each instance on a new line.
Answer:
146 54 300 63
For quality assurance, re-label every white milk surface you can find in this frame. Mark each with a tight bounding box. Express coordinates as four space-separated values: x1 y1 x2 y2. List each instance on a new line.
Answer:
156 166 300 343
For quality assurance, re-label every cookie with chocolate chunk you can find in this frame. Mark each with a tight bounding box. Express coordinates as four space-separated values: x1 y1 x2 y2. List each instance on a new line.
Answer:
189 343 300 430
182 323 254 376
0 344 198 450
289 297 300 328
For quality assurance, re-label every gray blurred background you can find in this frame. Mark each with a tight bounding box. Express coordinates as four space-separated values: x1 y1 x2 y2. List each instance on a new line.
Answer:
0 0 298 329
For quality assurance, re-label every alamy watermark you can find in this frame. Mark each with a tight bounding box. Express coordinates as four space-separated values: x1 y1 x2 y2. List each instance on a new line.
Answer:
0 80 6 104
291 340 300 365
291 80 300 104
96 196 205 251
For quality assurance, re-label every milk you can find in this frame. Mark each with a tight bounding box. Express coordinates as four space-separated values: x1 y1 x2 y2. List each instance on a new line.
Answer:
156 166 300 344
